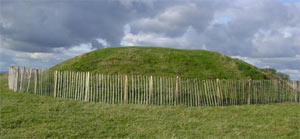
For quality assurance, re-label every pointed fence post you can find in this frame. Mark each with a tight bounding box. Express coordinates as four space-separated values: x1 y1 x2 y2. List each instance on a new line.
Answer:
20 67 24 92
11 66 14 90
124 75 128 103
216 78 221 106
84 72 90 101
53 71 58 97
14 67 19 92
9 66 12 90
277 80 281 102
248 79 251 104
149 76 153 105
34 69 37 94
175 76 179 105
26 68 32 92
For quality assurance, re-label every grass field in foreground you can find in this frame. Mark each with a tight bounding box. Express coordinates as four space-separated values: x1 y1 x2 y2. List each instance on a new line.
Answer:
0 74 299 138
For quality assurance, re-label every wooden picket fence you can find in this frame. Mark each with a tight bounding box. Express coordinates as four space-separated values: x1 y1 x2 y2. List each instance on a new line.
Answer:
8 66 300 106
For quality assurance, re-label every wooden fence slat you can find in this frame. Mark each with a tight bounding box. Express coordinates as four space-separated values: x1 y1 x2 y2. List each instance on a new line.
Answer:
54 71 57 97
84 72 89 101
124 75 128 103
96 73 99 102
72 72 76 99
175 76 179 105
75 72 78 100
248 80 251 104
149 76 153 105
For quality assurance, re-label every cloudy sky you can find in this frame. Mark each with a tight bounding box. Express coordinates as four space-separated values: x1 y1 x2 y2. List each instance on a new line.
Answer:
0 0 299 80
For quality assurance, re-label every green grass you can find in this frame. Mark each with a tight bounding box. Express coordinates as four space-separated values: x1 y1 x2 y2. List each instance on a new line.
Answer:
51 47 272 80
1 74 299 138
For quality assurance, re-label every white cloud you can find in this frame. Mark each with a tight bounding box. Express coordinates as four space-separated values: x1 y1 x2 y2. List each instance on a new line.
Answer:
121 32 178 47
278 69 300 80
130 2 215 35
28 53 55 59
121 26 204 49
231 56 262 66
53 43 96 60
96 38 109 47
0 42 96 71
251 27 300 57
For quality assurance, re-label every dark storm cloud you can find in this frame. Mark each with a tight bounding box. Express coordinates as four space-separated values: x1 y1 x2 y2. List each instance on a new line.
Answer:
0 0 299 79
0 0 139 52
125 0 300 58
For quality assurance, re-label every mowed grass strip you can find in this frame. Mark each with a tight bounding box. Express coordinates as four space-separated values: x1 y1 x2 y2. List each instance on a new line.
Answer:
0 74 299 138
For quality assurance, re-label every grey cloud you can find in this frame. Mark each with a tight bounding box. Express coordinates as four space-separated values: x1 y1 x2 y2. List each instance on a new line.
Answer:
0 0 299 79
130 1 229 37
126 0 300 58
278 69 300 80
91 40 104 49
207 0 300 58
256 57 300 70
235 56 300 71
232 56 300 80
0 0 140 52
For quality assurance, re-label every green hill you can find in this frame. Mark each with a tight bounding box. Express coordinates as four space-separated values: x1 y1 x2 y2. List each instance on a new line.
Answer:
51 46 273 80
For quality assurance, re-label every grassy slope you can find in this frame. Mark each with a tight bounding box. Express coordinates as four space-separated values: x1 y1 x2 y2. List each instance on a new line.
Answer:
1 74 299 138
51 47 268 79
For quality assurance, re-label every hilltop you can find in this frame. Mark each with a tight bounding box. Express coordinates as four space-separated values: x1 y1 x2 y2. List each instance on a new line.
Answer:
51 47 274 79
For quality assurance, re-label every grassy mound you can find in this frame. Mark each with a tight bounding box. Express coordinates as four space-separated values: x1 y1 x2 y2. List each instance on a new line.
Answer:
51 47 271 79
